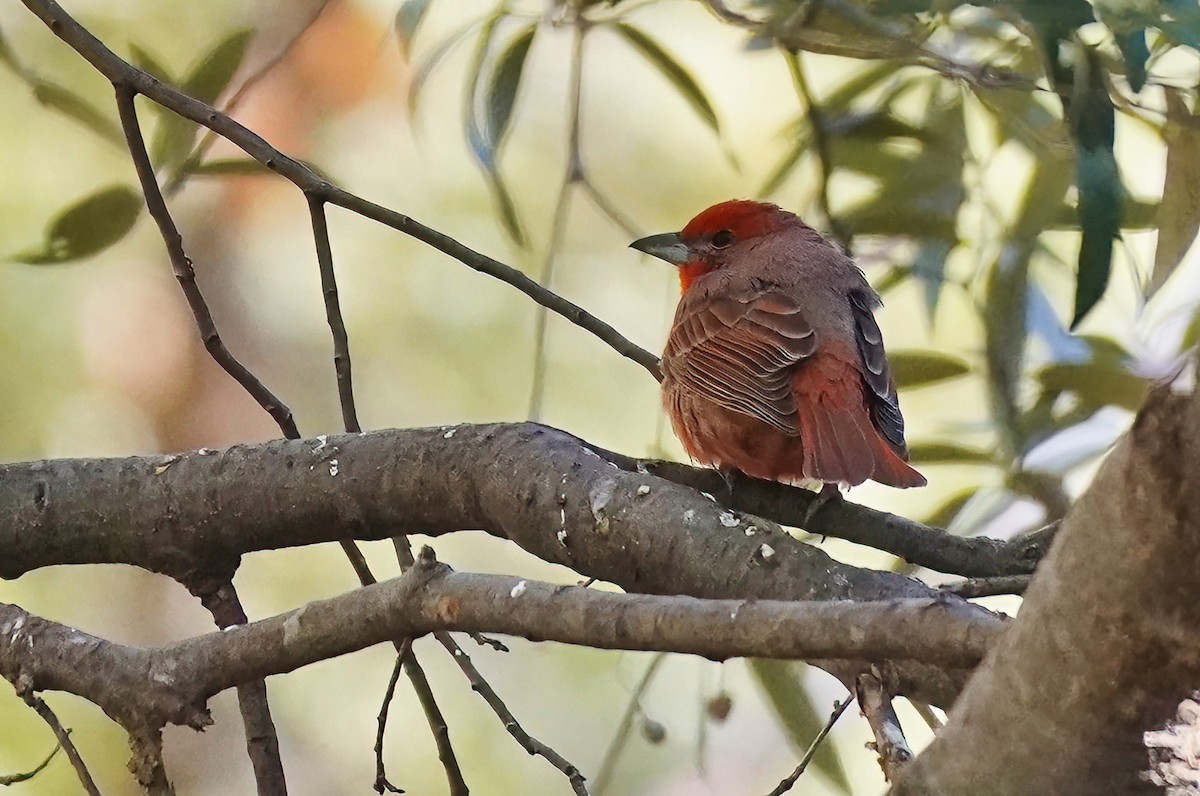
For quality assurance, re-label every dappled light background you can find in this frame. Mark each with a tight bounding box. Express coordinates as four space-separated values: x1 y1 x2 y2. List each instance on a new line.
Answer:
0 0 1195 793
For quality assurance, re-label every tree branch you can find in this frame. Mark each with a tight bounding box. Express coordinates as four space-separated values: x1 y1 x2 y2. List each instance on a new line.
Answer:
14 688 100 796
586 450 1054 578
1 555 1002 737
19 0 660 382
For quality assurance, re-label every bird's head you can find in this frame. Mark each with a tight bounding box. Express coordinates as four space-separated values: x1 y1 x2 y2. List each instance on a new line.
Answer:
630 200 800 292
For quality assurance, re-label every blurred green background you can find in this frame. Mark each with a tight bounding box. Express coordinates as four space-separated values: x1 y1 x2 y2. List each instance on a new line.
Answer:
1 0 1197 793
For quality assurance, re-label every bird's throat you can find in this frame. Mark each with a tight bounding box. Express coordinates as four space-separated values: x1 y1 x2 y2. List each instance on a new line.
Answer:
678 261 714 293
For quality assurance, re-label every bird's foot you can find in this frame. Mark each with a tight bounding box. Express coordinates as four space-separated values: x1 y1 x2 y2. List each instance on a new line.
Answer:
717 467 739 504
803 483 843 530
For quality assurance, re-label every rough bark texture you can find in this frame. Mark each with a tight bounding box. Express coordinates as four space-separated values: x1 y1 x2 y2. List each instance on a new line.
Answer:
894 388 1200 794
0 423 998 707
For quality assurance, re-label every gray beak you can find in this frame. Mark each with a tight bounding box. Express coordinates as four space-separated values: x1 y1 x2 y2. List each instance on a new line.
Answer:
630 232 691 266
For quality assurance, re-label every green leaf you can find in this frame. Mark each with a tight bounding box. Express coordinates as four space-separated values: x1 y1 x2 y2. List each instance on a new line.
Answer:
183 28 254 104
408 18 484 116
1151 88 1200 296
188 157 271 177
889 350 971 389
1036 361 1148 411
922 488 977 529
983 156 1073 455
30 79 123 146
1113 29 1148 91
1069 45 1122 329
748 660 849 794
612 22 720 134
128 43 173 83
484 24 536 154
907 441 996 465
395 0 433 60
151 29 254 169
17 185 142 264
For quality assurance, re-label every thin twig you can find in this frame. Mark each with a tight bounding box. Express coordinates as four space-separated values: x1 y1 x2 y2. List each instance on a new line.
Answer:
195 580 288 796
375 638 413 794
0 739 61 786
394 539 586 793
765 696 851 796
15 689 100 795
112 86 300 439
942 574 1031 599
593 653 667 795
21 0 660 381
436 632 589 795
528 20 587 420
117 85 290 795
909 699 944 730
307 195 360 432
350 540 468 796
856 669 913 783
784 50 850 252
403 642 469 796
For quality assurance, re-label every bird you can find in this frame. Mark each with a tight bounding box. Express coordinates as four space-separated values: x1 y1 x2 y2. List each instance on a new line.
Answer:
630 200 925 492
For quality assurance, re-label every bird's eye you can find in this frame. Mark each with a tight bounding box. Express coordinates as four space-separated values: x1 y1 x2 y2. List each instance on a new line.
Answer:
711 229 734 249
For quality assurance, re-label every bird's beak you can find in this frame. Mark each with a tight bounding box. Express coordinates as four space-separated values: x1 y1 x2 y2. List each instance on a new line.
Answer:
630 232 690 266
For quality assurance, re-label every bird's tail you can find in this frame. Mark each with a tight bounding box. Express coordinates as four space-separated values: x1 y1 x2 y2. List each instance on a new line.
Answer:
795 396 926 489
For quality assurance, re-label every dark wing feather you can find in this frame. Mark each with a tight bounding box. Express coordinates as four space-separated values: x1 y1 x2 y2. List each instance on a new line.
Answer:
848 289 907 454
664 291 817 434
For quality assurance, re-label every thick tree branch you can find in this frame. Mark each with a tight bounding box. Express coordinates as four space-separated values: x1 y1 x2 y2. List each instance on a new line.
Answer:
19 0 661 381
895 388 1200 794
0 423 1001 705
0 555 1001 731
606 456 1054 577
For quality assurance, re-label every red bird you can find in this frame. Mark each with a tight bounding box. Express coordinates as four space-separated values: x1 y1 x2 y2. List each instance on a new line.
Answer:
631 200 925 490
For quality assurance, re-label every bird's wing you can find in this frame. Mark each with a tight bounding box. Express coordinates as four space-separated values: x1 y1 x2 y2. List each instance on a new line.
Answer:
848 289 907 455
664 291 817 434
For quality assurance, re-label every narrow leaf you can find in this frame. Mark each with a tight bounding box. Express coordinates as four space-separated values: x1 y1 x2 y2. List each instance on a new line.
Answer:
484 24 536 153
922 488 977 529
748 660 849 793
1113 28 1149 91
1069 45 1122 329
31 80 123 146
889 350 972 389
18 185 142 264
907 441 996 465
395 0 433 60
1036 362 1148 411
1151 88 1200 295
128 43 173 83
613 22 720 134
188 157 271 177
408 19 483 116
183 28 254 104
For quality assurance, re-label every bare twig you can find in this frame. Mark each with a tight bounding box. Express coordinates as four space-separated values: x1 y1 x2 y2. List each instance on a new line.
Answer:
941 574 1031 599
392 539 586 793
436 631 589 795
195 580 288 796
116 85 290 795
765 696 851 796
593 653 667 795
307 195 360 433
343 539 467 796
784 51 850 252
856 669 913 782
374 639 412 795
401 643 469 796
0 740 62 786
15 688 100 796
20 0 660 381
529 20 586 420
112 86 299 439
